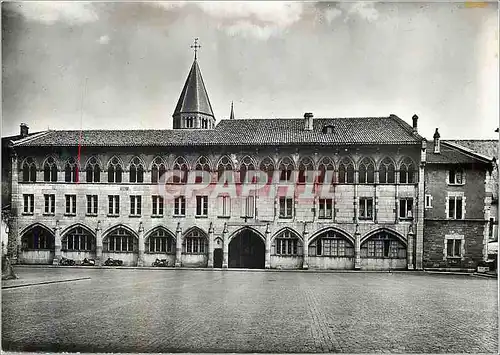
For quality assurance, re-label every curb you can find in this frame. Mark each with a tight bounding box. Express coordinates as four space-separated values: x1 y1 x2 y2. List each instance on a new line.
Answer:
2 277 92 289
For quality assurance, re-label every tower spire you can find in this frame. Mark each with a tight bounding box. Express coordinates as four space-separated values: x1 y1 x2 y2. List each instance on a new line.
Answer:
230 101 235 120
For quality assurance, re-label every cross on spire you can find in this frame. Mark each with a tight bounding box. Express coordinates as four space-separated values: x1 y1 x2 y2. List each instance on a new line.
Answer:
190 38 201 60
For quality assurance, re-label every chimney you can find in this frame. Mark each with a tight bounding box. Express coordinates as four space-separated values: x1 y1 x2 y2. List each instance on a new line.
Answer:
433 128 441 154
20 123 29 138
412 114 418 132
304 112 313 131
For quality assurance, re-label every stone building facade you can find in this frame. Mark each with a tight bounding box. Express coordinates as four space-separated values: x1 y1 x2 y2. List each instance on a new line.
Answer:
2 56 495 271
423 134 496 271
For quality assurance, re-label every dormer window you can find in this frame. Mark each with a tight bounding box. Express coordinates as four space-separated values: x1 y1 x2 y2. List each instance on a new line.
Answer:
322 125 335 134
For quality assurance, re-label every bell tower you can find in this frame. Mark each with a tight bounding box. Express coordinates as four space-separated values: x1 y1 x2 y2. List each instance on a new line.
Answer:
172 38 215 129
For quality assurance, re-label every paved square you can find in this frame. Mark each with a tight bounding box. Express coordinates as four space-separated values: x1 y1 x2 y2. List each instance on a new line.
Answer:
2 267 498 353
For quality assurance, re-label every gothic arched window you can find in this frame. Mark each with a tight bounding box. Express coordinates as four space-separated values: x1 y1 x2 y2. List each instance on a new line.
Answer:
217 156 233 181
298 157 314 183
86 157 101 183
195 156 211 184
108 157 123 183
151 157 166 184
338 157 354 184
64 157 78 183
43 157 58 182
22 157 37 182
379 157 395 184
259 157 275 183
274 230 302 256
318 157 334 184
239 156 256 183
182 229 208 254
129 157 144 183
172 156 188 184
279 157 295 182
146 228 175 253
358 158 375 184
400 157 416 184
62 227 95 251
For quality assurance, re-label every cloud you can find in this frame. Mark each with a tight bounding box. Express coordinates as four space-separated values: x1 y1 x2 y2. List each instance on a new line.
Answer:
98 35 110 45
9 2 98 24
342 2 379 22
155 1 305 39
324 8 343 23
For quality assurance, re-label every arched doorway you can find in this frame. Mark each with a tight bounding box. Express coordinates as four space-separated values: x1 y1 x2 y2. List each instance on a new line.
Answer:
229 228 265 269
20 224 55 264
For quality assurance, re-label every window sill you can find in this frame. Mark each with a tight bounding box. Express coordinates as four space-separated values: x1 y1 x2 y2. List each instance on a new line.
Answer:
145 251 175 254
218 216 231 219
278 216 293 219
446 256 462 259
447 218 465 221
399 218 413 221
358 218 374 221
274 254 300 257
151 215 164 218
318 217 333 220
62 249 94 252
86 213 98 217
64 213 76 217
195 215 208 219
21 212 34 216
105 251 137 253
448 183 465 187
42 213 55 216
173 215 186 218
107 214 120 218
129 214 142 218
182 252 208 255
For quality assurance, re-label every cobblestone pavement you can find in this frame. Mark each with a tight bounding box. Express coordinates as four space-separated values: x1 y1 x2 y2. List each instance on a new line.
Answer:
2 267 498 353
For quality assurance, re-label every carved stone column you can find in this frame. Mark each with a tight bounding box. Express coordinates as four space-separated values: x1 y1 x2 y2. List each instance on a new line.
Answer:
265 223 271 269
407 224 415 270
354 224 361 270
53 220 61 265
222 223 229 268
207 222 214 268
95 220 103 266
175 222 182 267
137 222 145 267
302 223 309 269
9 152 20 262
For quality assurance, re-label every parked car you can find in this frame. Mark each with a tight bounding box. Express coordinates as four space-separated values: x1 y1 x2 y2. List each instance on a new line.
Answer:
59 257 75 266
152 258 169 267
104 257 123 266
81 258 95 266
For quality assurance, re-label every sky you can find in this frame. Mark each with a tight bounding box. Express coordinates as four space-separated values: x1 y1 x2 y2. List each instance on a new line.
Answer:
2 1 499 140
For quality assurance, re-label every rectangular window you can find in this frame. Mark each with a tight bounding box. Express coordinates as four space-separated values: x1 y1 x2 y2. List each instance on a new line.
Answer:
425 194 433 208
399 198 413 219
276 239 298 255
218 195 231 217
318 198 333 219
242 196 255 218
196 196 208 216
65 194 76 215
23 194 34 214
174 196 186 216
130 195 142 216
449 169 464 185
86 195 98 215
279 197 293 218
44 194 55 214
446 239 462 258
448 196 463 220
359 198 373 220
152 196 164 216
108 195 120 215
